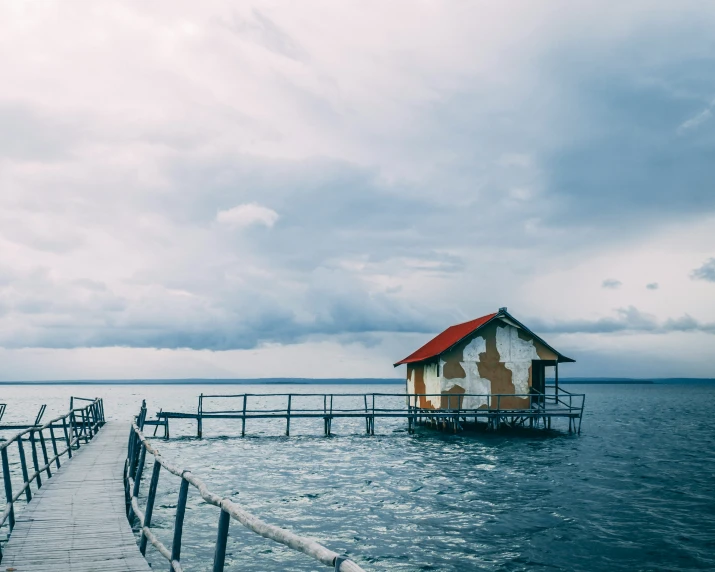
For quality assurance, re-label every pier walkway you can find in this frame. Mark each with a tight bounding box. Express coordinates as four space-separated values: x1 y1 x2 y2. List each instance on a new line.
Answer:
1 422 151 572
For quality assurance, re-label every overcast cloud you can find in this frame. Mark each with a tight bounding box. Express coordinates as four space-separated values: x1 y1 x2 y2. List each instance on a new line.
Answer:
1 1 714 379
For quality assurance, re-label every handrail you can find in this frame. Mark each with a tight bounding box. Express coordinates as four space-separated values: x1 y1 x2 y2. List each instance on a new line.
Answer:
0 397 105 556
126 402 366 572
196 391 585 415
155 389 585 438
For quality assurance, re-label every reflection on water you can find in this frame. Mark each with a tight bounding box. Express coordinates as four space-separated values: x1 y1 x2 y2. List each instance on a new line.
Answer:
2 383 714 571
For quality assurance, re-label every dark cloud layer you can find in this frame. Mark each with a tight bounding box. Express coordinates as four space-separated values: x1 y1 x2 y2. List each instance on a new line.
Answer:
691 258 715 282
530 306 715 335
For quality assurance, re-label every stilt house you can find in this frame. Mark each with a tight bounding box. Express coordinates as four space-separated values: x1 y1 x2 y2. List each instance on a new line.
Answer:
394 307 574 410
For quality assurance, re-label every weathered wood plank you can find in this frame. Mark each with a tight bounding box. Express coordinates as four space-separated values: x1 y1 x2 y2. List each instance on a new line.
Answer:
1 422 151 571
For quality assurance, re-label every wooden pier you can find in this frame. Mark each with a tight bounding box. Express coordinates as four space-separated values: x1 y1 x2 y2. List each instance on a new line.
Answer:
1 422 151 571
2 399 366 571
151 387 585 438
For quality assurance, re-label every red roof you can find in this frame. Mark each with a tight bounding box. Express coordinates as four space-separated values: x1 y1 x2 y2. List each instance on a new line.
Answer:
394 312 497 366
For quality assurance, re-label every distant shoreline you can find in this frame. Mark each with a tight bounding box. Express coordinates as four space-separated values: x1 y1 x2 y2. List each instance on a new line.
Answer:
0 377 713 385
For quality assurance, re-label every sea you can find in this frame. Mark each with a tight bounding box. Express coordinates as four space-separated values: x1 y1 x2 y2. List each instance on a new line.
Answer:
1 383 714 571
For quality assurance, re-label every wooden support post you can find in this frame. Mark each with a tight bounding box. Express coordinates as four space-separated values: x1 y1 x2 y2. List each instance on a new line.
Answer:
132 444 147 499
80 408 87 441
170 476 191 570
87 405 95 437
49 424 60 469
87 407 94 439
371 394 375 435
39 429 52 478
29 430 42 488
1 447 15 531
129 444 147 523
241 394 247 437
198 394 203 438
140 459 162 556
86 406 95 439
555 361 559 401
70 411 81 449
286 394 291 437
17 439 31 502
364 395 369 434
61 416 72 458
213 508 231 572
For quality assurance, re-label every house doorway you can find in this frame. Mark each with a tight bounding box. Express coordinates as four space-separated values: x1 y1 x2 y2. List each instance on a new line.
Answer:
531 360 545 404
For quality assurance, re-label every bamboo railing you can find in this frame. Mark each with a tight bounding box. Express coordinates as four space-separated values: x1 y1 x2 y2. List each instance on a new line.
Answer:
0 397 105 559
125 401 366 572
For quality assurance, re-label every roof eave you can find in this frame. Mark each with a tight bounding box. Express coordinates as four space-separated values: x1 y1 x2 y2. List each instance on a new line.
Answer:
392 313 501 367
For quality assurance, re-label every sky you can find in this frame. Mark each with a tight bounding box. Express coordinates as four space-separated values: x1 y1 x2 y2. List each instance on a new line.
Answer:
1 1 714 381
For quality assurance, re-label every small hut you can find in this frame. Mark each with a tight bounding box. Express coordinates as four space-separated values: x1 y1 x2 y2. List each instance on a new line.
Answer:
394 307 574 410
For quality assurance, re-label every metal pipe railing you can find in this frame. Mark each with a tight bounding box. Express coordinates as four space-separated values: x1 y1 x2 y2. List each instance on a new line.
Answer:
126 401 366 572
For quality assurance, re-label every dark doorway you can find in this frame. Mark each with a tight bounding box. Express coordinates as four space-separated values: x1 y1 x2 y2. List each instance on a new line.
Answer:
531 360 545 405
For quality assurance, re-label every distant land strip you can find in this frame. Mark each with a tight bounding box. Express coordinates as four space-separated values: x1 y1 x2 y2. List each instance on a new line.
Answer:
0 377 713 385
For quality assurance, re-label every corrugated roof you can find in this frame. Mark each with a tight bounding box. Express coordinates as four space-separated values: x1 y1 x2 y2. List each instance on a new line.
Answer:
393 312 497 366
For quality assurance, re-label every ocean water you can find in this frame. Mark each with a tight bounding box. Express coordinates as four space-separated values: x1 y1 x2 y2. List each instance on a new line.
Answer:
1 383 714 571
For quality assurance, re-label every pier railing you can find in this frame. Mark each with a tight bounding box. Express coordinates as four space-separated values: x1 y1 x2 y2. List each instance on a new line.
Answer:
125 401 366 572
153 389 584 437
0 397 105 558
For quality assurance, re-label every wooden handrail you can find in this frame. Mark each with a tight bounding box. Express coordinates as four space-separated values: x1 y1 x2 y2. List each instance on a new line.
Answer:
126 402 366 572
0 398 105 552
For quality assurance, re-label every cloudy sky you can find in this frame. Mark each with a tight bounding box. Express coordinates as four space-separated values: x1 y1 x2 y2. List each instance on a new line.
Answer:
1 1 714 381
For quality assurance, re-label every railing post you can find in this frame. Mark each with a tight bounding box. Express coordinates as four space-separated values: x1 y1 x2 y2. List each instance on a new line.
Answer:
129 432 141 481
84 408 91 442
17 439 31 502
29 429 42 488
364 395 369 434
62 417 73 458
241 394 247 437
212 507 231 572
198 394 203 438
170 476 191 570
133 444 147 499
140 459 162 556
70 410 81 449
90 402 98 433
286 394 291 436
1 447 15 531
39 428 52 478
334 555 347 571
78 409 86 443
373 393 379 433
49 424 61 469
86 406 94 439
129 442 147 522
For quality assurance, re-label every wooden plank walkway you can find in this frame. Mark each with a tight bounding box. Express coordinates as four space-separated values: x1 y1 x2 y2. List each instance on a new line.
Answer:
1 422 151 571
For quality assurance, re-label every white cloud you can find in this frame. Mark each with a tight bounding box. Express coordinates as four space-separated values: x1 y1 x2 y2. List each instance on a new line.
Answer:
677 108 712 134
216 203 279 228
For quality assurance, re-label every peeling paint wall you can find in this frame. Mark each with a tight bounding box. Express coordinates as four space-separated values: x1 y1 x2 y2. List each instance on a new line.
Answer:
495 325 540 394
405 318 558 410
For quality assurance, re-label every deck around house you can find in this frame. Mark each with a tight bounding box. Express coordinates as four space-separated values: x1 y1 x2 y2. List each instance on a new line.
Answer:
1 422 150 571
